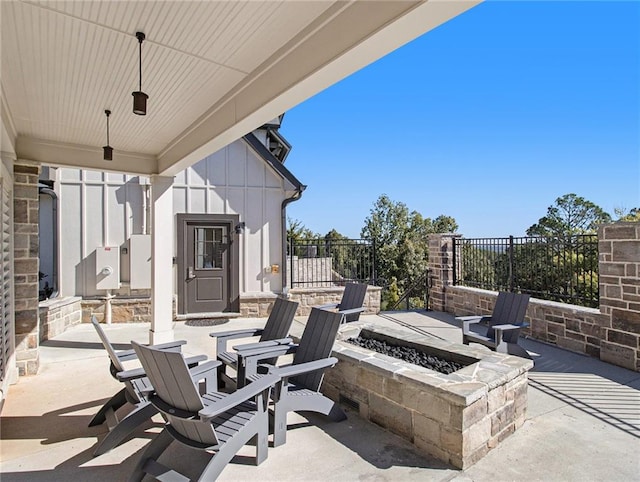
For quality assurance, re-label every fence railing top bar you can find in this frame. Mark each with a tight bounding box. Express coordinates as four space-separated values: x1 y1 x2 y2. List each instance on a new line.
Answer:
457 234 597 243
292 238 372 243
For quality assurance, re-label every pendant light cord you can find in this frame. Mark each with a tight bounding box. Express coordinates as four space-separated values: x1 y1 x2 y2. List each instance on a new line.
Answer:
138 37 143 91
105 110 110 145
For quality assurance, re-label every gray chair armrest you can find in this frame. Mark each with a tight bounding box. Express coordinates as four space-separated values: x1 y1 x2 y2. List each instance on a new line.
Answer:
209 328 263 340
116 340 188 362
338 307 365 315
147 340 188 351
492 323 524 331
233 337 293 352
116 354 207 381
317 303 339 310
455 315 488 323
268 357 338 380
211 328 263 357
189 359 222 378
115 349 138 362
198 373 279 421
236 343 297 359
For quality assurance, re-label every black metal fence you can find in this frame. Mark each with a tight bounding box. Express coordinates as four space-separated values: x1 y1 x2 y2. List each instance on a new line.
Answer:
453 235 599 308
287 238 375 287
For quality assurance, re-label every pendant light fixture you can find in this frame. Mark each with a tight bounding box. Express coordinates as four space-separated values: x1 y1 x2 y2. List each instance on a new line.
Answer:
132 31 148 115
103 110 113 161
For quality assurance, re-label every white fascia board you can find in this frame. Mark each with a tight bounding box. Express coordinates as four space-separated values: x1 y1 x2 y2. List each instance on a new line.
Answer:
15 136 156 175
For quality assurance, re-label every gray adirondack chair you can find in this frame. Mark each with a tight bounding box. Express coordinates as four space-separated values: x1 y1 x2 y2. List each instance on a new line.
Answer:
88 316 207 456
457 292 531 359
236 307 347 447
317 282 368 323
210 297 298 388
129 341 278 482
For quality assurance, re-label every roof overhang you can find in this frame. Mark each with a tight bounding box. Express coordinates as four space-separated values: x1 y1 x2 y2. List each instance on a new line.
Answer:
2 1 481 176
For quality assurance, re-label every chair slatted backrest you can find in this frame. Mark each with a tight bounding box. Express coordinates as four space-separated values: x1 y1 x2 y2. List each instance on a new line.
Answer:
132 341 219 446
91 315 126 373
340 283 368 322
259 297 298 342
487 292 530 338
291 308 343 391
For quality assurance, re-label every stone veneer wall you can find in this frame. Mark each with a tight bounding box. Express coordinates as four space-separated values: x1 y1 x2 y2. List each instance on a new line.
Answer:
428 224 640 372
13 162 40 375
39 296 82 342
82 298 152 323
288 286 381 317
446 286 605 358
77 286 379 324
598 223 640 371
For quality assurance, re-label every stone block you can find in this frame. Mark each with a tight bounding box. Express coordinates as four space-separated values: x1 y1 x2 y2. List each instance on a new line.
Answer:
605 285 623 299
611 308 640 329
413 413 441 446
490 401 515 436
415 390 452 424
612 241 640 262
557 336 586 353
600 341 637 371
487 385 506 414
13 184 38 200
383 376 419 408
547 322 565 336
357 365 384 393
369 393 413 440
461 397 487 430
463 416 491 455
607 329 639 348
414 433 449 465
14 164 40 175
440 427 463 457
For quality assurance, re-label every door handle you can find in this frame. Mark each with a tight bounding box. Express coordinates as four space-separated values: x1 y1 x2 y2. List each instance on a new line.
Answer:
187 266 195 280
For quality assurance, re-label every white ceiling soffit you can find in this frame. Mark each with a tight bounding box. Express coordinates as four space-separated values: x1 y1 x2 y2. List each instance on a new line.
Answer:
2 0 480 176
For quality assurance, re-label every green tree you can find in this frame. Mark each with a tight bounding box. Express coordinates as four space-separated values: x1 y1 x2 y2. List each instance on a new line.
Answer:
287 217 317 241
361 194 458 308
526 193 611 237
615 207 640 222
523 194 605 307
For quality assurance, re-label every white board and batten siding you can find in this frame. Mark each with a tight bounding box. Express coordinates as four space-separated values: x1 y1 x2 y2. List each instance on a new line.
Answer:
57 138 288 298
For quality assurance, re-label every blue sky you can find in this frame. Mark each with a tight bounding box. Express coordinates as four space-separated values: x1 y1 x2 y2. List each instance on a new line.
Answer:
280 1 640 239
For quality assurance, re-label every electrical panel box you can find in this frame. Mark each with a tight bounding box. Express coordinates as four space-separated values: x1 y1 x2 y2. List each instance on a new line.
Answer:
130 234 152 289
96 246 120 290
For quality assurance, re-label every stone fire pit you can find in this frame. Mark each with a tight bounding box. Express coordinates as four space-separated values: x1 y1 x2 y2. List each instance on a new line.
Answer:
322 323 534 469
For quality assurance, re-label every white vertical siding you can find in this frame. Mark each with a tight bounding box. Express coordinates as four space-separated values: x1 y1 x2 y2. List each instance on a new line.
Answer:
57 137 287 297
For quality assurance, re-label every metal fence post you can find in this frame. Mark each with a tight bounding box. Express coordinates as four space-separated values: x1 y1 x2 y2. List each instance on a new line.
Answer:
508 235 514 292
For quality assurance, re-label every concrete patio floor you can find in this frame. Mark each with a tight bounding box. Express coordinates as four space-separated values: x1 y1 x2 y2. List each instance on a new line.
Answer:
1 310 639 481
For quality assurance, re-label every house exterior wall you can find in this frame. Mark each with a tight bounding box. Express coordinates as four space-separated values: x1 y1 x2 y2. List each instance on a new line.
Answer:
55 137 287 305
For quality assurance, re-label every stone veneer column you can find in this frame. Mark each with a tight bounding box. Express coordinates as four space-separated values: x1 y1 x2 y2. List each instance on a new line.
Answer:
598 222 640 371
13 161 40 375
427 233 461 312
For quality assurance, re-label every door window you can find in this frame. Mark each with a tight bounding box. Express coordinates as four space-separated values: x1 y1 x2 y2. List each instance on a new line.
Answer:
195 227 225 269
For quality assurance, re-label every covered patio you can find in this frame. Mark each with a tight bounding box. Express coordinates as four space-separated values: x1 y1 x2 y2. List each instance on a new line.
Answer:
0 0 480 391
1 311 639 481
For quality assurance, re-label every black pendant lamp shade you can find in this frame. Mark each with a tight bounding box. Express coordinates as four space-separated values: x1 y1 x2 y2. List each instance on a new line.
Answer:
132 31 148 115
103 110 113 161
